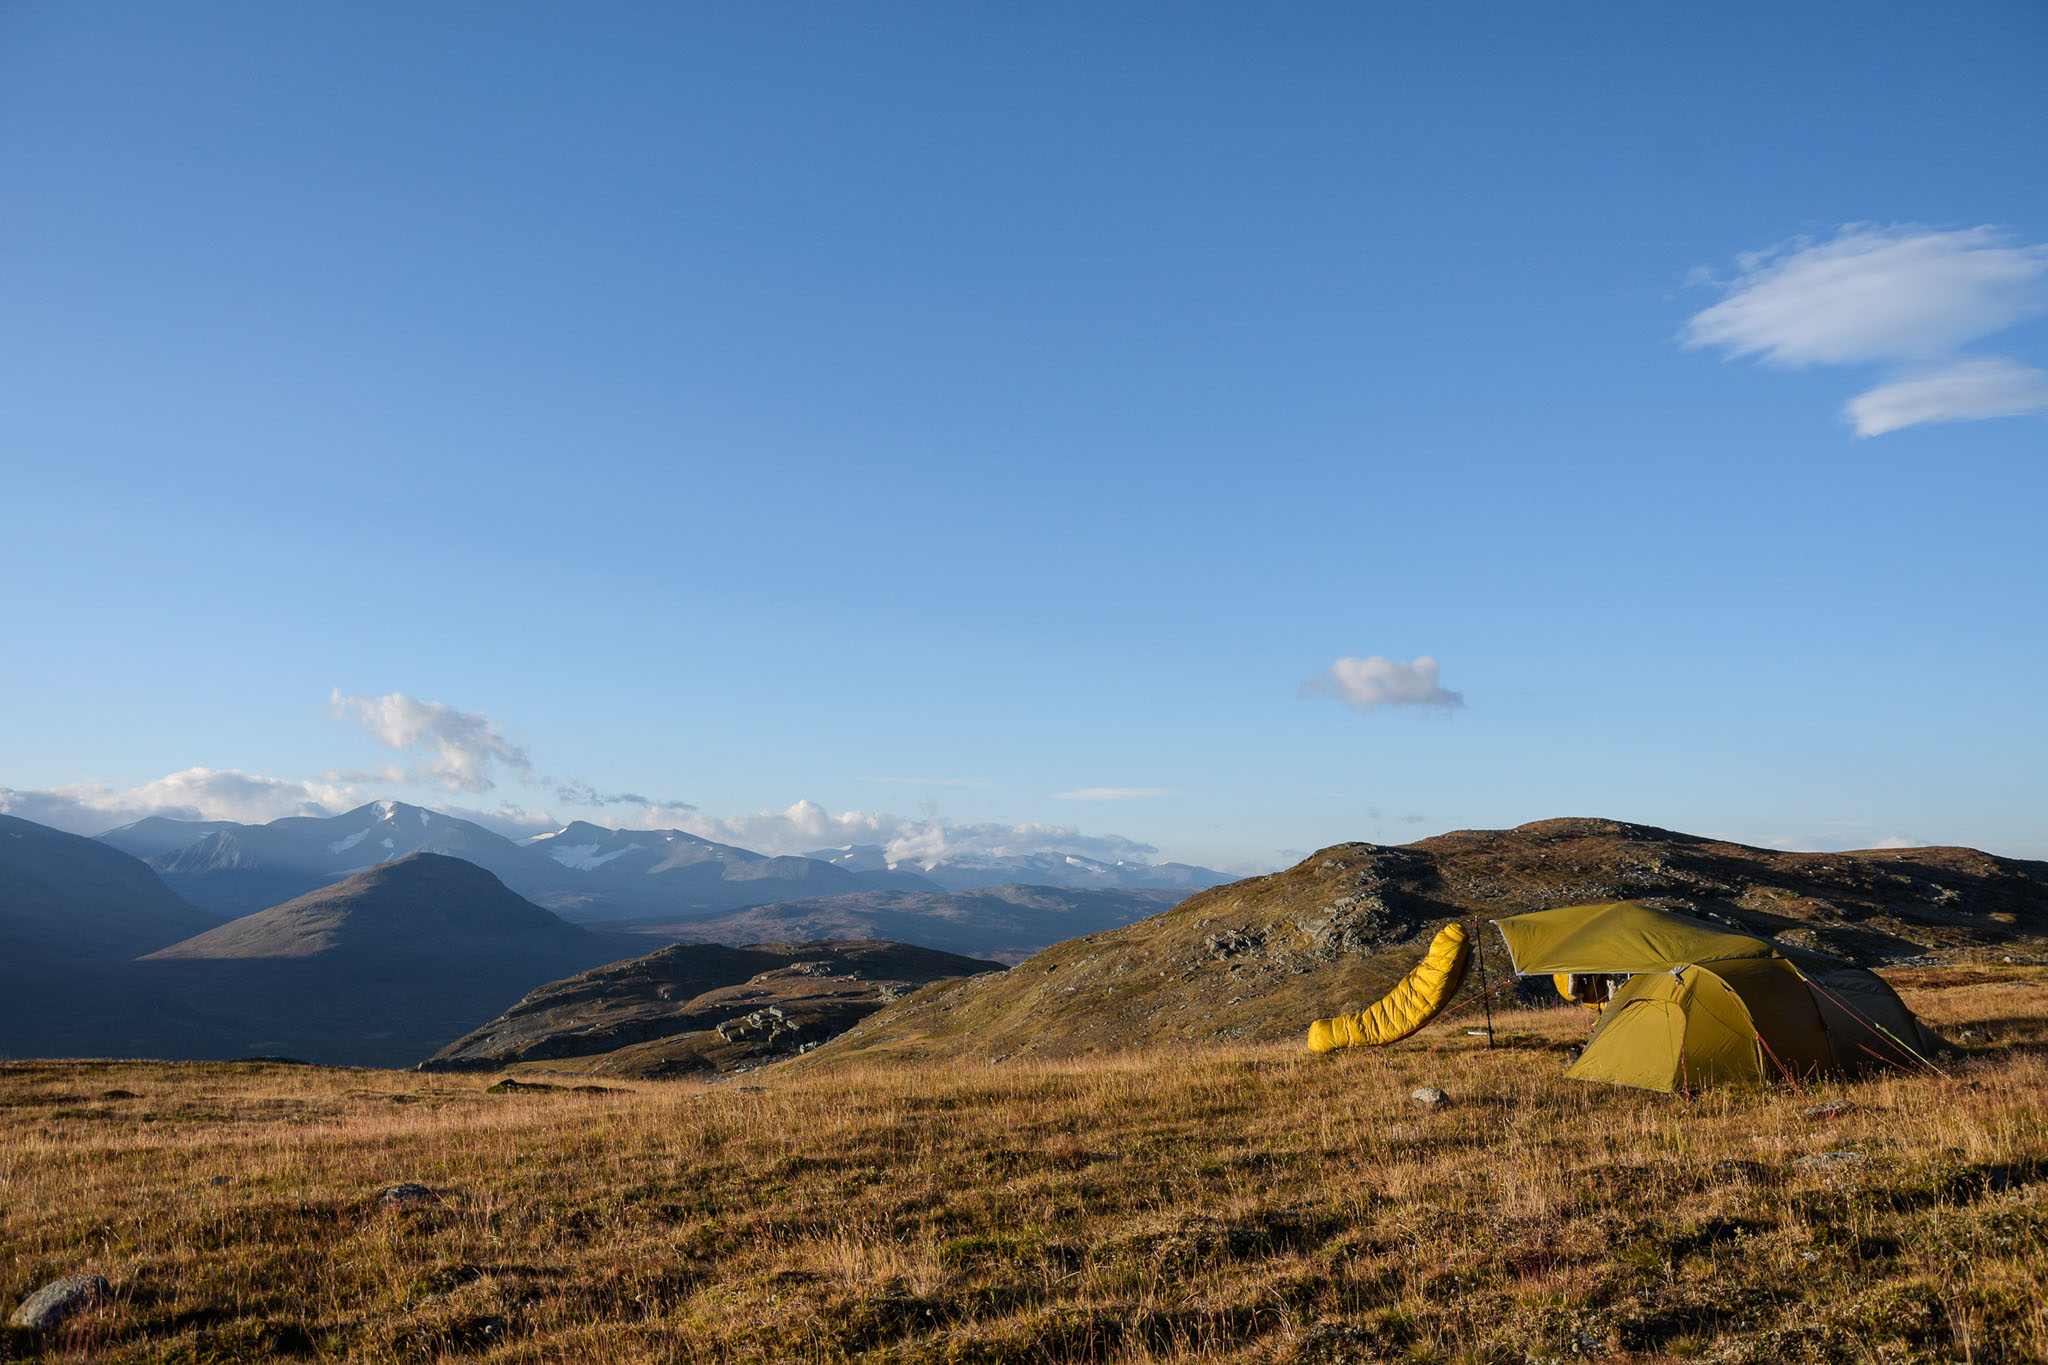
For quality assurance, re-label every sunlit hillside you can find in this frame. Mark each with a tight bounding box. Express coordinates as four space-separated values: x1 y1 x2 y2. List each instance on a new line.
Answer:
4 970 2045 1363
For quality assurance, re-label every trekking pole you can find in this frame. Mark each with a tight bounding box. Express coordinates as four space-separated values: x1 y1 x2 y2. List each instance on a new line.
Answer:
1472 917 1495 1048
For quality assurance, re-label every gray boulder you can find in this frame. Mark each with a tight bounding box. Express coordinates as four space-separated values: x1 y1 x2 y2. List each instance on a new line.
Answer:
378 1183 439 1210
10 1275 111 1331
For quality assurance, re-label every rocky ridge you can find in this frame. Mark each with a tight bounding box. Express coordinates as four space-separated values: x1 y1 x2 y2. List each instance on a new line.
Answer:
422 939 1003 1077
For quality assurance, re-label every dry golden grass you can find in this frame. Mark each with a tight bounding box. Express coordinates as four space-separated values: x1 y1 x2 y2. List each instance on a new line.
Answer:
3 972 2046 1364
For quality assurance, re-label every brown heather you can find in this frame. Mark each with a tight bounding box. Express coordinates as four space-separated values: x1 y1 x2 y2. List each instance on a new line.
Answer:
3 969 2045 1364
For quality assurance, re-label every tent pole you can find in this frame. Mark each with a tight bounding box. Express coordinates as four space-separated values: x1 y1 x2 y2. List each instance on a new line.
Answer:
1472 917 1495 1048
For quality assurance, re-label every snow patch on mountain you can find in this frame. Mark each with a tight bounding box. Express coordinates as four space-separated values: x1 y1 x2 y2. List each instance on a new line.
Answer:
328 827 372 854
544 841 642 872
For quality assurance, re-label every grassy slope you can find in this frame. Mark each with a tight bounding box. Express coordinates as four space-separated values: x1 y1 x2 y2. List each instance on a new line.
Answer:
3 971 2046 1364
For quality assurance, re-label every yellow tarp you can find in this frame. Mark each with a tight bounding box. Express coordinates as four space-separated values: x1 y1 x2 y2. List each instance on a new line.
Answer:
1307 921 1470 1052
1494 901 1774 975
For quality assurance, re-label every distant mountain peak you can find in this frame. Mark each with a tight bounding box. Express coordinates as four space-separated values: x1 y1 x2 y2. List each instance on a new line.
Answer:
143 852 593 961
0 813 220 958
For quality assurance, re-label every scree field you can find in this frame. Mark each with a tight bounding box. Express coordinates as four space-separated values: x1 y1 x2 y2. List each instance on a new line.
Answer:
4 971 2046 1364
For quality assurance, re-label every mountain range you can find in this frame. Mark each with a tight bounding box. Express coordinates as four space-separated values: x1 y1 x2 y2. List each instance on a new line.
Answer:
804 843 1223 891
96 801 1225 921
3 849 641 1068
0 811 1199 1066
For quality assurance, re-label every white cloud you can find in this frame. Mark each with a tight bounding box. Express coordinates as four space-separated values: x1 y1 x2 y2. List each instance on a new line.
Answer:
0 769 358 836
1054 787 1177 801
619 798 1159 868
1682 224 2048 367
328 689 531 793
1843 356 2048 436
437 803 567 838
1750 832 1926 853
1300 655 1462 712
1682 223 2048 436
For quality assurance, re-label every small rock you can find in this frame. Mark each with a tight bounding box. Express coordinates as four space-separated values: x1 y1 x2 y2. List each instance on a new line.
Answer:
378 1184 439 1210
1798 1249 1820 1264
1795 1151 1865 1170
10 1275 111 1331
1802 1100 1856 1121
1959 1028 1992 1044
1411 1087 1448 1109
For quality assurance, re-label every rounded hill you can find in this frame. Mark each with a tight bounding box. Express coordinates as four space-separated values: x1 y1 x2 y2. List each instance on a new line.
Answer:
794 817 2048 1069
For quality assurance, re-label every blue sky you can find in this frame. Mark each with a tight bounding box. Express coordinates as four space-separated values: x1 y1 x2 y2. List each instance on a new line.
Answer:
3 2 2045 869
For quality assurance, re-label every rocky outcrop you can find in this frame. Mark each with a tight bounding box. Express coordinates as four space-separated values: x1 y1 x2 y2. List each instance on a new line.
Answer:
421 939 1003 1077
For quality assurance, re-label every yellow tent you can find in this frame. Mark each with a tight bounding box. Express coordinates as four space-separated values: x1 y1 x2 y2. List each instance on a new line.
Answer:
1494 902 1941 1092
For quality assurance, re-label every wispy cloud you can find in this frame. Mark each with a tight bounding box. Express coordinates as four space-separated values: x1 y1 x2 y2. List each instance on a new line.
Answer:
1842 356 2048 437
633 799 1159 868
1300 655 1462 712
0 769 360 835
328 690 689 810
328 689 531 793
1054 787 1177 801
1682 223 2048 435
1737 831 1928 853
548 779 693 811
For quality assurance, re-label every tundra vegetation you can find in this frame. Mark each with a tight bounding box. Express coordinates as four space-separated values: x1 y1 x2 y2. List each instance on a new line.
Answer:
3 969 2044 1364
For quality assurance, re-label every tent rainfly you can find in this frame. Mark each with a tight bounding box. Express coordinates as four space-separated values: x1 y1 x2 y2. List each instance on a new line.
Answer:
1493 901 1943 1093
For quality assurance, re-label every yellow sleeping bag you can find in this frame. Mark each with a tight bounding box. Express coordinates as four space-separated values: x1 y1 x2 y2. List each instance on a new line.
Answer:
1307 921 1471 1052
